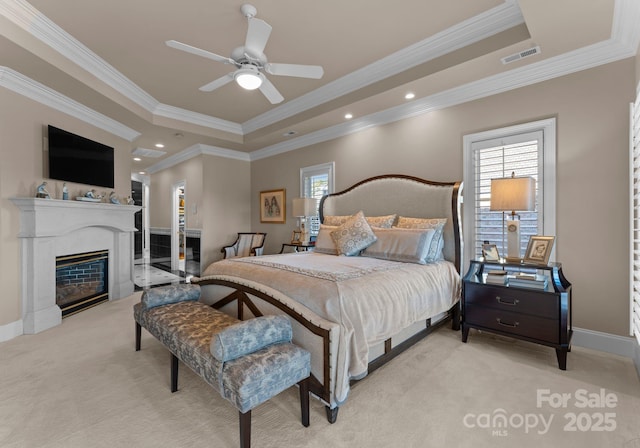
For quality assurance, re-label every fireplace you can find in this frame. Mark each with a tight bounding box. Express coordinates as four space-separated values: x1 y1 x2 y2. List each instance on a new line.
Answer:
56 250 109 317
11 197 140 334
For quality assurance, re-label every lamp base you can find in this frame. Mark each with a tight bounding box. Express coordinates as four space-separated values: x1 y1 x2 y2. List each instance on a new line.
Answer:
506 218 521 260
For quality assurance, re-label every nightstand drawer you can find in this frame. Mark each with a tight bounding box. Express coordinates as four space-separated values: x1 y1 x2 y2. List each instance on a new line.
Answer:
464 283 558 319
465 304 559 343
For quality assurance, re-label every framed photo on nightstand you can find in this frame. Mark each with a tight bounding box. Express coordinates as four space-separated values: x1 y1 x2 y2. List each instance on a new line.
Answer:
524 235 555 265
482 243 500 262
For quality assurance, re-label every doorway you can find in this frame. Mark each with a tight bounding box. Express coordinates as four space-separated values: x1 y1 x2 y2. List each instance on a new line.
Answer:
172 181 186 274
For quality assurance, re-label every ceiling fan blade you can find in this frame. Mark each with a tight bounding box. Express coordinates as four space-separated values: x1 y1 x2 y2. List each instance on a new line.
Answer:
245 18 272 54
166 40 235 65
265 63 324 79
199 73 235 92
258 75 284 104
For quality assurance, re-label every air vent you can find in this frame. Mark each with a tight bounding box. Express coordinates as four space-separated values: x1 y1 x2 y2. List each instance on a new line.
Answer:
501 46 541 65
132 147 166 158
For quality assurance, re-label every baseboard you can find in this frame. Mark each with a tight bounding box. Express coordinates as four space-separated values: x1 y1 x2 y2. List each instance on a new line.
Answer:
572 327 637 358
0 319 23 343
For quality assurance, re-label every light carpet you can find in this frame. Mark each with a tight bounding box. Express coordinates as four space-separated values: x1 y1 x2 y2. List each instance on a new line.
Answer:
1 292 639 448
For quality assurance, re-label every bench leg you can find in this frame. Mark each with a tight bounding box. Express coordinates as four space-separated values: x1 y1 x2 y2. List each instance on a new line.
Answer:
299 378 310 427
171 353 179 393
239 410 251 448
135 322 141 351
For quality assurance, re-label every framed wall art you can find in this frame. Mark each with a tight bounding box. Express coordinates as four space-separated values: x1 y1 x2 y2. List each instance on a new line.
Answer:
260 189 286 223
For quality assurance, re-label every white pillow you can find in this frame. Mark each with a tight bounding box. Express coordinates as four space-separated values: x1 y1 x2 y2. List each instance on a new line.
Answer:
395 217 447 261
362 227 437 264
314 225 339 255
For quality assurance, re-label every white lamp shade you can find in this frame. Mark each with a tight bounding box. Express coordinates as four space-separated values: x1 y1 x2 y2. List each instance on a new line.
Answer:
490 176 536 212
292 197 318 217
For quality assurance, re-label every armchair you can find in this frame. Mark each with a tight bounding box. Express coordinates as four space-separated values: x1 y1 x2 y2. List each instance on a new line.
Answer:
222 233 267 259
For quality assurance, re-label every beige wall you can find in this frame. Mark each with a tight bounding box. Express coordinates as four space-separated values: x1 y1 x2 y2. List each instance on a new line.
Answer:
149 153 251 270
1 56 636 339
149 155 204 230
251 58 636 336
0 89 133 326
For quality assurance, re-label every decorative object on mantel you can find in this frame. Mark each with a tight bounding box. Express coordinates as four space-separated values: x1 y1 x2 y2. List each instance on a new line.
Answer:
126 196 134 205
62 182 69 200
109 191 120 204
36 181 51 199
76 189 102 202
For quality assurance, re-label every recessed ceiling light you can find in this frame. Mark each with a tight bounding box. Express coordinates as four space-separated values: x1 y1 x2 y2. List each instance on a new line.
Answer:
133 157 141 162
138 171 146 175
345 113 353 120
405 92 415 100
155 143 164 148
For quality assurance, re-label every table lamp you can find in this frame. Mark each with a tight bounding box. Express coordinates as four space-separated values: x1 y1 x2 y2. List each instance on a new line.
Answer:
490 172 536 261
292 198 318 244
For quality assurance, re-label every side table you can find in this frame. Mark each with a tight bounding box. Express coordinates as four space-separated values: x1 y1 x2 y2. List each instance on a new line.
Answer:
462 259 572 370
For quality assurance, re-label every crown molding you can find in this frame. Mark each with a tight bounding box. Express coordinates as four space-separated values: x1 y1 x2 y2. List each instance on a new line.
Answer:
153 104 243 135
144 143 250 174
0 0 523 137
241 0 525 134
249 16 639 161
2 0 638 165
0 66 140 141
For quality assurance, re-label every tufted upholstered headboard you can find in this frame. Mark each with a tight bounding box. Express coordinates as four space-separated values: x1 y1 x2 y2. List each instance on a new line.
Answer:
319 174 463 272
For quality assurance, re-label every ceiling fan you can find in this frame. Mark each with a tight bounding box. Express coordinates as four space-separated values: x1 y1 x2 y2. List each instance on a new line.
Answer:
166 3 324 104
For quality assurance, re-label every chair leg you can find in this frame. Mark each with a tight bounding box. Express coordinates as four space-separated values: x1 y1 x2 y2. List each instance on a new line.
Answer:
299 378 310 427
239 410 251 448
170 353 179 393
135 322 141 351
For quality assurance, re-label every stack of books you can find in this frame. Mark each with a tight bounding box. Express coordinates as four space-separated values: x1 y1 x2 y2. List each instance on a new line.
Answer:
508 273 549 290
485 270 507 285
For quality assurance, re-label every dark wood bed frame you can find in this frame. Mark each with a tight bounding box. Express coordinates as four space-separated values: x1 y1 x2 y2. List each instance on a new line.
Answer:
194 174 463 424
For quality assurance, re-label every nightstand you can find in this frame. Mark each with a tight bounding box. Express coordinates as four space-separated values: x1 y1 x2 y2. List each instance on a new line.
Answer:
279 243 315 254
461 259 572 370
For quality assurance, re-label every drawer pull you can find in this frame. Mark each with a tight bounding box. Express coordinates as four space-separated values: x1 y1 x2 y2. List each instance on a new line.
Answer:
496 318 519 328
496 296 519 306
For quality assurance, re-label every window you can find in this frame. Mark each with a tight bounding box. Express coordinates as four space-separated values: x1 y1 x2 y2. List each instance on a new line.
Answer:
463 119 556 269
630 95 640 342
300 162 334 235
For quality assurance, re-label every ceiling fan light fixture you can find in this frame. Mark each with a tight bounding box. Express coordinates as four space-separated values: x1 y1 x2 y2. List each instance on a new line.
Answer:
235 68 262 90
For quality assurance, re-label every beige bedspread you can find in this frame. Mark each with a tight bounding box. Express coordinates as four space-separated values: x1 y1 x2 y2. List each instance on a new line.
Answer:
201 252 460 403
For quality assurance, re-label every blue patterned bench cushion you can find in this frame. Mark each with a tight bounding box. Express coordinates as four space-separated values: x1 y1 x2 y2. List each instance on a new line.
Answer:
140 283 201 309
211 315 293 362
134 298 310 414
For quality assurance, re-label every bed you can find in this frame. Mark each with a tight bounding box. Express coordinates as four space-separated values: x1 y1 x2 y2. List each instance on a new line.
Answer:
193 174 463 423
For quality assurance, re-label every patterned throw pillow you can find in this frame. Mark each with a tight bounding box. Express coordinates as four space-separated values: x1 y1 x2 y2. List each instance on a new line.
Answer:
395 217 447 261
314 225 339 255
362 227 437 264
324 214 396 228
330 211 377 256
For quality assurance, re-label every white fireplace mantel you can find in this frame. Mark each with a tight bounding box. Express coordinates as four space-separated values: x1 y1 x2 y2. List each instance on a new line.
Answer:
11 198 141 333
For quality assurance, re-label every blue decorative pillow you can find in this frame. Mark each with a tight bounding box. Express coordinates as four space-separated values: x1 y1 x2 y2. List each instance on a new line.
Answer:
141 284 201 309
210 315 293 362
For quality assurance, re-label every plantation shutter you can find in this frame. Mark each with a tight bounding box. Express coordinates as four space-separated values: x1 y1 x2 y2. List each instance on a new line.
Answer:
630 95 640 343
471 131 543 259
301 163 333 235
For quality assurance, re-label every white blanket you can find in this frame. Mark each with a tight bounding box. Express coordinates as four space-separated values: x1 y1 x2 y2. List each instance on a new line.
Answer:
202 252 461 403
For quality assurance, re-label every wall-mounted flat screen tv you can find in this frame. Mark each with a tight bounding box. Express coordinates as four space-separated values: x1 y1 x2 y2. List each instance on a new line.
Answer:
47 125 114 189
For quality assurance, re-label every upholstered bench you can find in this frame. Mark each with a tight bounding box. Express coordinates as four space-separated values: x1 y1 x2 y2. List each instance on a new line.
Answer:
133 284 311 448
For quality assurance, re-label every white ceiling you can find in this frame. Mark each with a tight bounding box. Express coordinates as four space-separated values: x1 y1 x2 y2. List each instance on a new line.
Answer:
1 0 638 174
